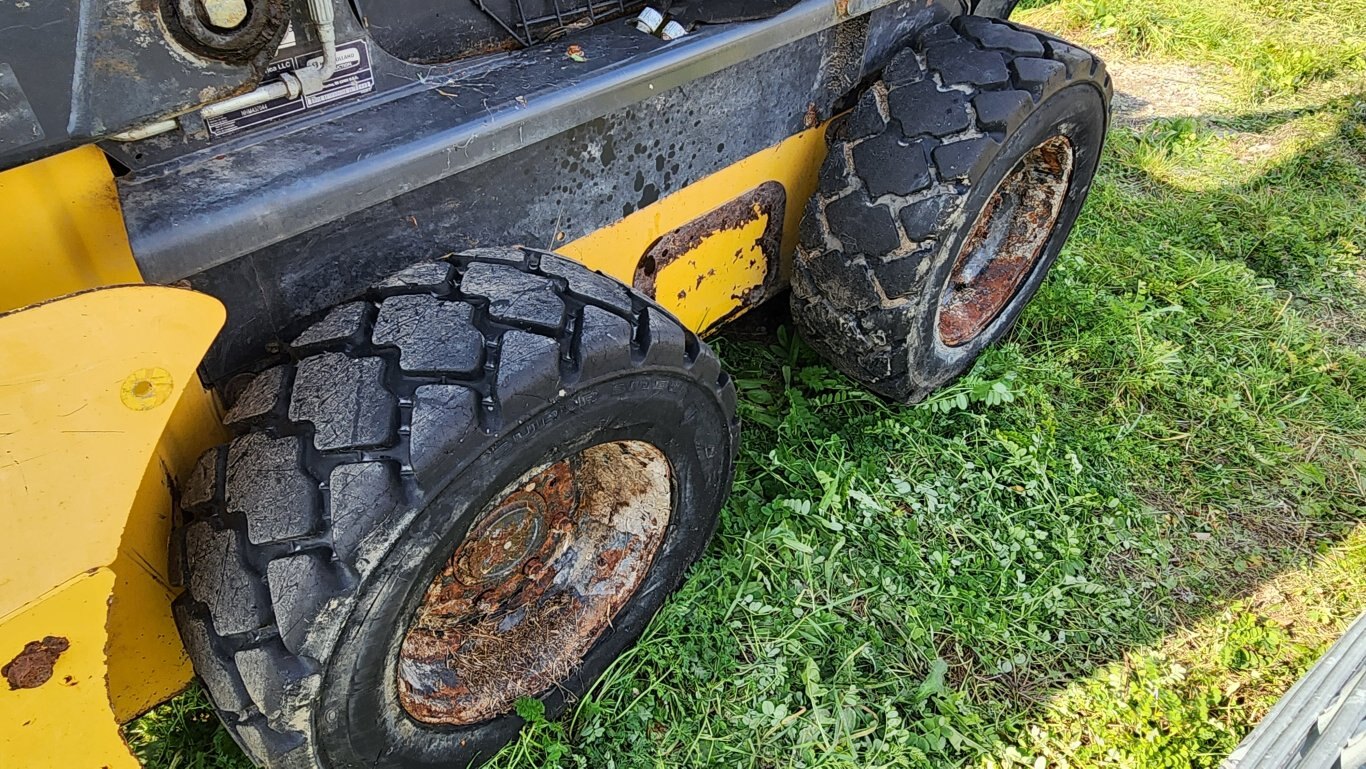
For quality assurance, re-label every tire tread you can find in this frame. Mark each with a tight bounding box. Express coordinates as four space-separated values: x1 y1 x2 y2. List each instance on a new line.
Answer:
792 17 1110 401
174 247 736 767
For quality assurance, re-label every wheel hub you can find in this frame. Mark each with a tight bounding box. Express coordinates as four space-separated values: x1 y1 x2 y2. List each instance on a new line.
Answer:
938 134 1075 347
397 441 672 726
454 491 550 586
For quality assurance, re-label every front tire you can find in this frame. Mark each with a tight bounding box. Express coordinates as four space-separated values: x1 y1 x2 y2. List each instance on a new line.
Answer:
792 16 1111 402
173 248 738 768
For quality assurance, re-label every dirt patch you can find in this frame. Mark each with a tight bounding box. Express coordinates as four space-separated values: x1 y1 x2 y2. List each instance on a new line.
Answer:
1107 59 1229 127
3 636 70 690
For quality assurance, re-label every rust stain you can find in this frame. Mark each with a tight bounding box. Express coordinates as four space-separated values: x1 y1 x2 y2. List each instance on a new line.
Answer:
595 547 627 574
632 181 787 314
461 36 523 58
835 0 851 15
93 57 140 78
397 442 672 725
938 135 1074 347
803 101 821 130
3 636 70 690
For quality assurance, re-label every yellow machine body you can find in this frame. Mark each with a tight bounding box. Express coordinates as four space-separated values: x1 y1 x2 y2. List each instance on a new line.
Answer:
0 123 826 766
561 124 826 333
0 286 227 768
0 146 143 316
0 147 229 768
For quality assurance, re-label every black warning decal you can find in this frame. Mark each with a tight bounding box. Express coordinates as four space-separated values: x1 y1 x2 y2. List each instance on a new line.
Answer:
207 40 375 137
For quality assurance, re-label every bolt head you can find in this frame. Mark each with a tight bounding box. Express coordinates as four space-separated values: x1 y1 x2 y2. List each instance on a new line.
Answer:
201 0 248 29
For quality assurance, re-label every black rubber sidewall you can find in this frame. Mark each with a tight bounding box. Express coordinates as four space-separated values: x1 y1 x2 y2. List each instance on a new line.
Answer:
912 82 1108 390
316 369 731 768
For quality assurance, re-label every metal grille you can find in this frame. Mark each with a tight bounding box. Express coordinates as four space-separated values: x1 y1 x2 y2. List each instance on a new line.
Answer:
470 0 644 47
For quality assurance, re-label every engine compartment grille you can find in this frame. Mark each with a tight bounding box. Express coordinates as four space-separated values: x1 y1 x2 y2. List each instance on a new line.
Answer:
472 0 645 47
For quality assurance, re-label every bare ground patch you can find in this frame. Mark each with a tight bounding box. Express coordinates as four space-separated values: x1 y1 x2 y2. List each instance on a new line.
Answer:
1107 58 1230 127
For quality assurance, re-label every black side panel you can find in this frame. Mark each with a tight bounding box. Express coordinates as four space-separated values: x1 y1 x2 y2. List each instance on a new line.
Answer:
118 0 965 280
667 0 804 24
356 0 805 64
188 32 840 381
0 0 283 170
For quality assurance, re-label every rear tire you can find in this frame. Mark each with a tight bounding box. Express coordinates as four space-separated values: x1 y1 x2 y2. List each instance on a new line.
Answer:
173 248 738 768
792 16 1111 402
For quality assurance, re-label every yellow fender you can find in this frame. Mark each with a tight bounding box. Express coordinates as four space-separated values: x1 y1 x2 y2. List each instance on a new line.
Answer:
0 286 226 768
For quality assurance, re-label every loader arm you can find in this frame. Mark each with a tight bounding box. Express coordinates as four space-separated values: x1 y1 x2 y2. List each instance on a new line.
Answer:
0 282 226 765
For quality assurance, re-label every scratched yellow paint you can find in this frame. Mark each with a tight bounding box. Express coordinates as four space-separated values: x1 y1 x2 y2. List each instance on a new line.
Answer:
558 123 828 333
0 569 140 769
0 283 227 621
0 144 229 725
106 376 226 722
651 212 772 331
0 286 226 764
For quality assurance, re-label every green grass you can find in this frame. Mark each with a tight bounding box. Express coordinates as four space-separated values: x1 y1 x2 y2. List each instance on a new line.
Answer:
130 0 1366 765
1019 0 1366 101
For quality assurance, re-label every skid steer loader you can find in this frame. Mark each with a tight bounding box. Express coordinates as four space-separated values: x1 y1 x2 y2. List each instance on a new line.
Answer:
0 0 1112 765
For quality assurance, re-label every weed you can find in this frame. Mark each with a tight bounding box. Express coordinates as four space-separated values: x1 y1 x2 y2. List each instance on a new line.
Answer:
128 686 252 769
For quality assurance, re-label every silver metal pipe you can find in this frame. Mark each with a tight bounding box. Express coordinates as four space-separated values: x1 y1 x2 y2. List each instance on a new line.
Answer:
109 0 339 142
108 119 180 142
200 80 295 119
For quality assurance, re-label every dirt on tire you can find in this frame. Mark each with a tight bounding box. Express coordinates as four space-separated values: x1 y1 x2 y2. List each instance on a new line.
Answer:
791 16 1111 401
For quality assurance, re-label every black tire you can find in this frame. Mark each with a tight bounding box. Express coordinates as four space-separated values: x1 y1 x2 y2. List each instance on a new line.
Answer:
792 16 1111 402
172 247 738 768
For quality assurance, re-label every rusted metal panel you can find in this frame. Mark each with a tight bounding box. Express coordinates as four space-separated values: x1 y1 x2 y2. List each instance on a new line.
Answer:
633 181 786 332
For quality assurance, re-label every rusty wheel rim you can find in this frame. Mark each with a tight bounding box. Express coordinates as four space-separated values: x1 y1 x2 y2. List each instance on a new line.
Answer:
937 135 1075 348
397 440 672 726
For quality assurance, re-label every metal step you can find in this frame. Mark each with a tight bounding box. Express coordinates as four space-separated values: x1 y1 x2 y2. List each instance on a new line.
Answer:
1225 610 1366 769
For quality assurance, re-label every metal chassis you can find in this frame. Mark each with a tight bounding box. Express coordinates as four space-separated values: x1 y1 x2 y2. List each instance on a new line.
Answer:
120 0 962 280
111 0 1021 381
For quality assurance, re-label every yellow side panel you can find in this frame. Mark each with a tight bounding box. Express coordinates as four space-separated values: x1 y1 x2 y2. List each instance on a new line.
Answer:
559 124 827 332
105 379 227 722
0 287 226 763
652 213 771 331
0 145 227 724
0 286 224 619
0 146 141 314
0 570 140 769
